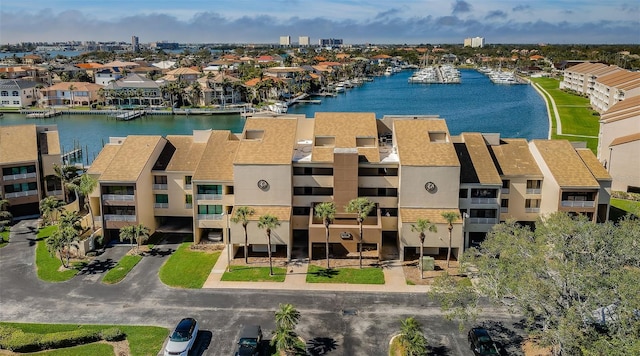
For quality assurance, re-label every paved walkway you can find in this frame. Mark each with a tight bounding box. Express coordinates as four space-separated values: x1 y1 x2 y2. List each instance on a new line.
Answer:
203 246 431 293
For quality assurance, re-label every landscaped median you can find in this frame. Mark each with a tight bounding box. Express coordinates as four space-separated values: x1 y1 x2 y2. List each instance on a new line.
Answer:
35 226 87 282
101 254 143 284
0 322 167 356
159 242 220 288
0 226 9 248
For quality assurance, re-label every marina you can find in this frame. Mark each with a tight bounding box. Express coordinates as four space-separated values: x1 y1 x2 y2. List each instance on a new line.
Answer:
1 69 548 165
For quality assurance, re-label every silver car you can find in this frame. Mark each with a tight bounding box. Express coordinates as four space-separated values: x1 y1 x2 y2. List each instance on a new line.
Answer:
164 317 199 356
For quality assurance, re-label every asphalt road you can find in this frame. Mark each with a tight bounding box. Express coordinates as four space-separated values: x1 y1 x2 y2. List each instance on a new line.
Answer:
0 220 525 355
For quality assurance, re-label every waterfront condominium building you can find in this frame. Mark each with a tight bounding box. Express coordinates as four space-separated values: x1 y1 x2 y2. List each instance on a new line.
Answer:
85 113 610 262
560 62 621 97
0 125 63 216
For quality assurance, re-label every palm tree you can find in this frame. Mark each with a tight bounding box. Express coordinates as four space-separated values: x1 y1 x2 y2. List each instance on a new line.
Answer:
39 196 64 226
52 164 81 203
345 197 376 268
67 84 75 108
119 225 136 250
272 303 305 355
189 82 202 107
399 317 428 356
230 206 255 264
257 214 280 276
0 198 12 229
441 211 460 268
410 218 437 279
314 202 336 269
45 232 66 267
77 174 98 231
119 224 150 254
57 210 82 267
275 303 300 330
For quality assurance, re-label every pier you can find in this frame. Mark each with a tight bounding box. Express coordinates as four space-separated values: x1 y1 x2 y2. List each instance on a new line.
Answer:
25 110 62 118
114 111 144 121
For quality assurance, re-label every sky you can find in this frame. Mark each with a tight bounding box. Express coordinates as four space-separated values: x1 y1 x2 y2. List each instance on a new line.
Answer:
1 0 639 45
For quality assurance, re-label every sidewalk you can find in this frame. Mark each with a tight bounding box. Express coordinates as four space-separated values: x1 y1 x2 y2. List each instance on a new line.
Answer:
202 247 431 293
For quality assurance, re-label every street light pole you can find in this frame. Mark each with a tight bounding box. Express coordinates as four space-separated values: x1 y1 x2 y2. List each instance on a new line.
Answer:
226 209 232 272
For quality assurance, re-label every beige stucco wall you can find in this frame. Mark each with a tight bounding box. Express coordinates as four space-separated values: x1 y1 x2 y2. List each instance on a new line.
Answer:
134 142 166 233
234 165 292 206
230 221 291 246
399 222 463 258
153 171 193 217
609 141 640 191
500 177 543 222
598 116 640 161
399 166 460 208
529 143 561 215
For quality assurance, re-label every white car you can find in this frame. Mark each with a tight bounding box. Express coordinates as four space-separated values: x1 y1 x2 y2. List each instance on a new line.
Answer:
164 317 199 356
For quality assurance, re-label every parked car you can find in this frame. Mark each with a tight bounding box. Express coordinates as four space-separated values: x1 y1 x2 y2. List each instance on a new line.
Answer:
164 317 199 356
468 327 500 356
235 325 263 356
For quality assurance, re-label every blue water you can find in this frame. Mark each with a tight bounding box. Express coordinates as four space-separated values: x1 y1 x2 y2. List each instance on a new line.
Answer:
289 69 548 139
0 69 548 164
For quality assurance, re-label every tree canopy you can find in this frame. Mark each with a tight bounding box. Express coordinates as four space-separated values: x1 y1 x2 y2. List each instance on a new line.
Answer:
463 213 640 355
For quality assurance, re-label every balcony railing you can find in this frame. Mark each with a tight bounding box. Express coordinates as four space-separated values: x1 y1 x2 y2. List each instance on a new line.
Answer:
102 194 135 201
104 214 136 222
526 188 541 194
501 188 510 194
467 217 498 225
152 184 168 190
154 203 168 208
561 200 595 208
5 190 38 198
48 190 63 196
525 208 541 213
196 194 222 200
470 197 498 204
184 184 192 190
2 172 37 181
185 203 193 209
500 207 508 213
198 213 223 221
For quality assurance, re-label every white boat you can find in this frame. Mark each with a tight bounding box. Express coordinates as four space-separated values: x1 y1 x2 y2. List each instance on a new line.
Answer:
334 83 346 93
268 101 288 113
384 67 393 76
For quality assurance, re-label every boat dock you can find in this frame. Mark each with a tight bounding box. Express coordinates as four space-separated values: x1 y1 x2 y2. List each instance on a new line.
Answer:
61 148 82 164
296 100 322 104
114 111 145 121
25 110 62 118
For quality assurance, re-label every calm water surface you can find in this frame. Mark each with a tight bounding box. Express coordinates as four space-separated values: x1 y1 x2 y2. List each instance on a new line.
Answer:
0 69 548 164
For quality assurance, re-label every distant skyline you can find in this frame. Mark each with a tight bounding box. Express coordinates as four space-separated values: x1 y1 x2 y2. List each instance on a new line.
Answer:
1 0 639 45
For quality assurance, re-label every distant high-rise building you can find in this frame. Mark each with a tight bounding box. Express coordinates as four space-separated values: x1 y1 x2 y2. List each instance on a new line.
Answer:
131 35 139 52
463 37 484 48
319 38 343 47
280 36 291 46
299 36 310 46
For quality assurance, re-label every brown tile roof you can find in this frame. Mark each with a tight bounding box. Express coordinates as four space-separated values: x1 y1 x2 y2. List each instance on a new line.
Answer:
87 144 121 175
576 149 611 180
46 82 103 92
600 95 640 123
42 131 61 155
0 125 37 164
75 63 104 70
393 119 459 167
400 208 462 224
164 135 206 172
610 132 640 146
459 133 502 184
234 118 297 165
166 67 201 75
233 206 292 222
193 131 239 181
98 136 165 182
596 70 640 89
531 140 599 188
312 112 380 163
489 138 542 177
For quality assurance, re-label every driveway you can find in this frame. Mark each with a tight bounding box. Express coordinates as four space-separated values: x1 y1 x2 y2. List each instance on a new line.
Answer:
0 220 525 355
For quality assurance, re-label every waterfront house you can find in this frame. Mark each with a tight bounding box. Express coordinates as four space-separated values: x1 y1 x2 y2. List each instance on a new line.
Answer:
84 113 610 263
160 67 201 84
0 79 37 108
94 67 124 86
41 81 103 107
0 125 62 216
103 73 164 107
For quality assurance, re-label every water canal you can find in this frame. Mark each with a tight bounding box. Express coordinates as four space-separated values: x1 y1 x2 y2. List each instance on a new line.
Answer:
0 69 548 164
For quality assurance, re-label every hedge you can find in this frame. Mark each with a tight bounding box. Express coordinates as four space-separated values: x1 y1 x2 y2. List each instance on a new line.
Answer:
0 325 124 352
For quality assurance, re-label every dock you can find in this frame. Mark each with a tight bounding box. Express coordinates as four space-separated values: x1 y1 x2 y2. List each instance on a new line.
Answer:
114 111 145 121
25 110 62 118
61 148 82 164
296 100 322 104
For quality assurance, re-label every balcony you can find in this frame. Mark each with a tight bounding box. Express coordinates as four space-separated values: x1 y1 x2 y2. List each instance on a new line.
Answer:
152 184 168 190
102 194 135 201
526 188 541 194
154 203 168 209
48 190 63 196
184 184 192 190
500 207 508 213
198 214 223 221
104 214 136 222
185 203 193 209
470 197 498 205
5 190 38 198
197 194 222 201
3 172 37 181
561 200 595 208
501 188 510 194
525 208 541 213
467 217 498 225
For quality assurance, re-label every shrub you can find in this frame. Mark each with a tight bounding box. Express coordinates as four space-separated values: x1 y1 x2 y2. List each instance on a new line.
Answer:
0 326 124 352
100 327 125 341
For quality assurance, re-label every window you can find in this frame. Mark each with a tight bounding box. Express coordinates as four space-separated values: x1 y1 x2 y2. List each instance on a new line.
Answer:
154 176 167 184
471 189 497 198
198 205 222 214
502 180 510 188
501 199 509 208
1 91 8 97
4 182 37 193
459 189 468 198
197 185 222 194
185 195 192 204
12 91 19 96
525 199 541 208
3 165 36 176
12 101 19 105
155 194 168 204
184 176 192 186
526 180 541 189
293 207 311 215
103 185 134 195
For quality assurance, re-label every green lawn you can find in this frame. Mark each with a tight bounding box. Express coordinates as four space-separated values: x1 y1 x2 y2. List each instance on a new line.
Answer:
611 198 640 215
530 77 600 152
0 322 167 356
221 266 287 282
102 254 143 284
35 226 86 282
306 265 385 284
159 242 220 288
